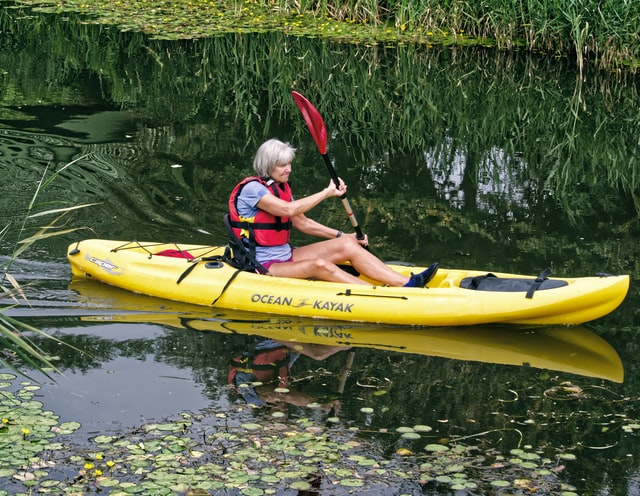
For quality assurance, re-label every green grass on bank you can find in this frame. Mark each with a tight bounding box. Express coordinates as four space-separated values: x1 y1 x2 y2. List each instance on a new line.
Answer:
6 0 478 47
5 0 640 71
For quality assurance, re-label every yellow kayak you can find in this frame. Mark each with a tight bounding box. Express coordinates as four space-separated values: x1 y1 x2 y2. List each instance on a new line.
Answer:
67 239 629 326
70 280 624 382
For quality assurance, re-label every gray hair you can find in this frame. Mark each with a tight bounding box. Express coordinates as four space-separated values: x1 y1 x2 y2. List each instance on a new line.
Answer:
253 139 296 178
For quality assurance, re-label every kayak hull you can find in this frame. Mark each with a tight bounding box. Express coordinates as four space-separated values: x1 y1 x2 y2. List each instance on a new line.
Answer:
67 239 630 327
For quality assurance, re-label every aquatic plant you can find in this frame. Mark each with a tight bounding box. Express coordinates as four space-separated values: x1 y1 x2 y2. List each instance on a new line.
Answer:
5 0 639 71
4 370 640 494
0 373 580 494
1 157 95 377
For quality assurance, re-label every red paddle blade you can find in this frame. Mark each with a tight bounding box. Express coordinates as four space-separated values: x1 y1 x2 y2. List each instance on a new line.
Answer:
291 91 328 154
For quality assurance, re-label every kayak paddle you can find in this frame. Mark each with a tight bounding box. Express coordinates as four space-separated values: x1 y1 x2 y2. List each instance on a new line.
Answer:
291 91 366 242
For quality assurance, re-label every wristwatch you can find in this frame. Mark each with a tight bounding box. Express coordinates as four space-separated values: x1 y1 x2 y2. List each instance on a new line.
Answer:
336 230 343 238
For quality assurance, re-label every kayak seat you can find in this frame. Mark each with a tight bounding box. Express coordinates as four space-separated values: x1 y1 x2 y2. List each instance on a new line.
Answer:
222 213 359 278
460 273 568 294
222 213 268 274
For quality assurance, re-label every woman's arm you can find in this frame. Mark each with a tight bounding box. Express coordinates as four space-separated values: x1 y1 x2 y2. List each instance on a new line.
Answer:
292 214 342 238
257 180 345 218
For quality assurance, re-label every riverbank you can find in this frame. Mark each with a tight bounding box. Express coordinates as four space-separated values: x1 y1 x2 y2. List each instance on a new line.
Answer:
5 0 639 71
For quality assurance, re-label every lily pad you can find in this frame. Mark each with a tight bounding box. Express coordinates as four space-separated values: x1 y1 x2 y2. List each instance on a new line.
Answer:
93 436 116 444
413 424 432 432
491 480 511 487
445 464 466 473
401 432 421 440
0 468 16 477
425 444 449 452
338 478 365 487
241 487 265 495
559 453 577 461
289 481 312 490
57 421 81 434
241 423 262 431
396 426 415 433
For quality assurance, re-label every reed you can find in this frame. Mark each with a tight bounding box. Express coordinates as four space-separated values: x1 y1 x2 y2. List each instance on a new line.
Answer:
3 10 638 203
1 158 95 378
269 0 639 70
6 0 639 70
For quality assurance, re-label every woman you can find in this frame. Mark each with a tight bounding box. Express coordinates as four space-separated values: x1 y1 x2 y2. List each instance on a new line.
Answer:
228 139 436 287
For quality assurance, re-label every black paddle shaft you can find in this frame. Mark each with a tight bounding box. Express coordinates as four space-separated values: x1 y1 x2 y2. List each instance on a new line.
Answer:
321 153 365 241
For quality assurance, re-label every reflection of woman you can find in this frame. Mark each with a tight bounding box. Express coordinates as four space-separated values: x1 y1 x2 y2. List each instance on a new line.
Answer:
228 139 437 287
228 337 350 407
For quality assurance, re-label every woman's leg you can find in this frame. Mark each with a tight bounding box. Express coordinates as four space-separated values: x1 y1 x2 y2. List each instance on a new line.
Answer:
266 255 368 284
292 237 410 286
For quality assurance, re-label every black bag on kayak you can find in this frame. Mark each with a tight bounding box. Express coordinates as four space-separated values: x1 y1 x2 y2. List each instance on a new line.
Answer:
460 268 567 299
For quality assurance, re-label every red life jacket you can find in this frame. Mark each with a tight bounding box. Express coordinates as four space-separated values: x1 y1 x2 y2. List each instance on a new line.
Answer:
228 346 291 388
228 176 293 246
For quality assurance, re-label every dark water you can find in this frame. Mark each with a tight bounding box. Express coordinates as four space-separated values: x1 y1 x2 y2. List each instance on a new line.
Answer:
1 4 640 494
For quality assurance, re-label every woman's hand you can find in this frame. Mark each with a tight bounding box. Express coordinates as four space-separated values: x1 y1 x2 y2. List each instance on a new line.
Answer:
348 232 369 246
325 178 347 197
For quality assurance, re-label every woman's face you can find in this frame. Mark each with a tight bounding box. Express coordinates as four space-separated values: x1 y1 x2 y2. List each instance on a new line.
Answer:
270 162 292 183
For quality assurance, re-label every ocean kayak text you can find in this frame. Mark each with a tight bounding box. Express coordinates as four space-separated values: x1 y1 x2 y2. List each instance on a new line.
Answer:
251 293 354 313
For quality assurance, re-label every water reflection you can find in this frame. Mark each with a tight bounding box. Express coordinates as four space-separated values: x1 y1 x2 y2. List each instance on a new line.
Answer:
228 335 350 408
3 275 624 444
2 9 639 278
6 291 635 494
69 279 623 384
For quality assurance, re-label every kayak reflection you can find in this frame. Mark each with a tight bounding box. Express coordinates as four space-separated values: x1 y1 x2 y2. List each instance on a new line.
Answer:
70 280 624 384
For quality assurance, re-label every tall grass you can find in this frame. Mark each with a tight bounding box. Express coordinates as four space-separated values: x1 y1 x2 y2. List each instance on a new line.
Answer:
7 0 639 70
283 0 639 71
1 157 95 378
